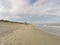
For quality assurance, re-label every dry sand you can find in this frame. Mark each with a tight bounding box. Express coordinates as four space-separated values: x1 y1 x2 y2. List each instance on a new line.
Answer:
0 21 60 45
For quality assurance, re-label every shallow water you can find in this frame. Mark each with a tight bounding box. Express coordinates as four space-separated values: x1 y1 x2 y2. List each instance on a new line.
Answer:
36 25 60 36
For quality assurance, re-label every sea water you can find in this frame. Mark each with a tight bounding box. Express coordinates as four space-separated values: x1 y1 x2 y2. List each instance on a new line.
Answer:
36 24 60 36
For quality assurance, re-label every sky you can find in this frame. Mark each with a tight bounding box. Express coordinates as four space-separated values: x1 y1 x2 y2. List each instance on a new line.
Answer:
0 0 60 24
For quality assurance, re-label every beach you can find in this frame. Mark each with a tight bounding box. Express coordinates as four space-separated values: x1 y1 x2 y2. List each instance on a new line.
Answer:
0 21 60 45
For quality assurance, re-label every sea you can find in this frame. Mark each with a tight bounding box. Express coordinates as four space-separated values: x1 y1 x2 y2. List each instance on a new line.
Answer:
36 24 60 36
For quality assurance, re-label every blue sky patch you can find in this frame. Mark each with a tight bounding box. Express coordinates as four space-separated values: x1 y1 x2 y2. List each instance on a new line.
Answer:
28 0 37 5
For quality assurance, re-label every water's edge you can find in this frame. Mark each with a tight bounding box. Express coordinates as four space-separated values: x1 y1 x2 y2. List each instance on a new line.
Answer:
35 24 60 36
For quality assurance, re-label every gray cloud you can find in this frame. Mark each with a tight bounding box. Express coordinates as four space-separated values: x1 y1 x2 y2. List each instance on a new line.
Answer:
0 0 60 20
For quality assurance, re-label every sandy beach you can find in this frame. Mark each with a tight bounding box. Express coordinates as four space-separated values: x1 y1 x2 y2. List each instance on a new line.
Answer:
0 21 60 45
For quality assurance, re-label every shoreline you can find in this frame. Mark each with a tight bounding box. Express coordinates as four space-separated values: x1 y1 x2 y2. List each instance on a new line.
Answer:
0 22 60 45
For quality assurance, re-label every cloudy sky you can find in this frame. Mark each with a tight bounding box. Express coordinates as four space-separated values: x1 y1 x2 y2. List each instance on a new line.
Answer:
0 0 60 24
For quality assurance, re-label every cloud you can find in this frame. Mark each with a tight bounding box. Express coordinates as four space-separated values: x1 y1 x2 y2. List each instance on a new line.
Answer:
0 0 60 22
0 0 60 15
